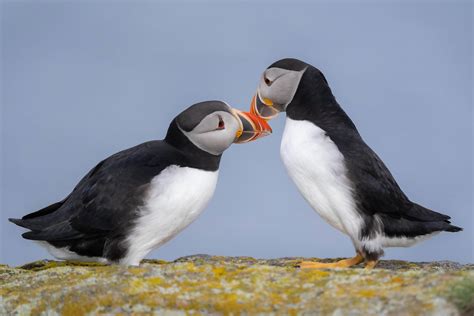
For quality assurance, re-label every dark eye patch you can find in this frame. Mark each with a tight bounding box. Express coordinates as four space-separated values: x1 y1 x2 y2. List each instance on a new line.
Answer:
216 115 225 130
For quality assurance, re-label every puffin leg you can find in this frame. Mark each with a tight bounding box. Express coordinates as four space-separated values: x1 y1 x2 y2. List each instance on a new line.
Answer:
364 260 378 269
360 247 383 269
299 252 364 269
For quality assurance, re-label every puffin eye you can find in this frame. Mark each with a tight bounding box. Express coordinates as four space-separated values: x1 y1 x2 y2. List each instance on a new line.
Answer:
264 76 272 86
216 116 225 130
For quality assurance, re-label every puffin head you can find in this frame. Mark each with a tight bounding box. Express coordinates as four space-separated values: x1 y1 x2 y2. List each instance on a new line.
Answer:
170 100 272 156
250 58 332 120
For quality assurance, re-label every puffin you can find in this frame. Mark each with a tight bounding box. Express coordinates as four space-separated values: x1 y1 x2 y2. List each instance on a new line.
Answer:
250 58 462 269
10 100 271 266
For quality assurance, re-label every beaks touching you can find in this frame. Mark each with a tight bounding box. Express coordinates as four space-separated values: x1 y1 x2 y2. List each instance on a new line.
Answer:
231 108 272 144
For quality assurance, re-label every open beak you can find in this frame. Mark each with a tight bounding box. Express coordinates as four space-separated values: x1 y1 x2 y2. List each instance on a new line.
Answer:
231 108 272 143
249 93 280 120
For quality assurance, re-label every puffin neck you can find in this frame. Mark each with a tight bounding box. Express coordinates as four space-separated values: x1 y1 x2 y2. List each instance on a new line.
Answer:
286 69 359 135
164 119 222 171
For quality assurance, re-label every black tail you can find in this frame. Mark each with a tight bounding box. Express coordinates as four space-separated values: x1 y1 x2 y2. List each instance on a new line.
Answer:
406 203 451 222
8 218 32 229
380 201 463 238
22 200 65 219
408 203 463 233
9 199 66 231
445 224 463 232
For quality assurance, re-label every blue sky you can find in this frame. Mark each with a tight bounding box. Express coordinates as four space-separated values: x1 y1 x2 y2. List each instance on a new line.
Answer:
1 1 472 265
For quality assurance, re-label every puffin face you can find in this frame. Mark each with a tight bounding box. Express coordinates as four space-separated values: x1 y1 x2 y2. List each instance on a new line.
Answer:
250 58 308 120
176 101 272 155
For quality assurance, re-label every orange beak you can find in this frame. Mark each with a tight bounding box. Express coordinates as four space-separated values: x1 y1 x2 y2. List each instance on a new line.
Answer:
231 108 272 143
250 94 280 120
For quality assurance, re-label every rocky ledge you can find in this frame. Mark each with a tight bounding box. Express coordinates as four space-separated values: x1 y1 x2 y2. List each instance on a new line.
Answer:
1 255 473 315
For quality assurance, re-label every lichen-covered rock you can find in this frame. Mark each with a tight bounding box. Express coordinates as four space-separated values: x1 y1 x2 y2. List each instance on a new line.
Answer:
1 255 473 315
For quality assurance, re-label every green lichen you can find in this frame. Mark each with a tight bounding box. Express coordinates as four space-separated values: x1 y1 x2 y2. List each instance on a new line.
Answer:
444 276 474 315
1 256 472 315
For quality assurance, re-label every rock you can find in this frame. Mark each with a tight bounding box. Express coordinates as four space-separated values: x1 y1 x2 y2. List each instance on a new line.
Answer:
1 256 473 315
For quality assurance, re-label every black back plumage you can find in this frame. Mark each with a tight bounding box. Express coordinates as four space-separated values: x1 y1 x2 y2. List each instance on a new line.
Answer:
9 115 222 261
276 58 462 238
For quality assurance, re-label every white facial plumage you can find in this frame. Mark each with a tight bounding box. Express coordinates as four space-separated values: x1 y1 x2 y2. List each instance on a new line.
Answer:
180 110 240 155
258 67 306 110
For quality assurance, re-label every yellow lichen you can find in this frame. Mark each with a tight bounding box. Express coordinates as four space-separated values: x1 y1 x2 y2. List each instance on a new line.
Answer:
212 266 226 277
1 257 471 314
357 289 377 298
390 276 404 283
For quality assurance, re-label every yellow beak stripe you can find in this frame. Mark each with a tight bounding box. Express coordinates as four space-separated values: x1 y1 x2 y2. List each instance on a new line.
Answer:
262 98 273 106
235 129 243 139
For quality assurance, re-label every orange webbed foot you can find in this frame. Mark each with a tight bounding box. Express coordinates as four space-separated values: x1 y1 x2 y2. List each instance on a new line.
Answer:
298 253 364 269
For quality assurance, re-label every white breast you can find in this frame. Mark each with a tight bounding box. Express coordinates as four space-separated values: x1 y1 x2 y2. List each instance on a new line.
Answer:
121 165 218 265
280 118 362 241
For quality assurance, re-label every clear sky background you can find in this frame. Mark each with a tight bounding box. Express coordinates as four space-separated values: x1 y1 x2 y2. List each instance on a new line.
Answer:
1 1 472 266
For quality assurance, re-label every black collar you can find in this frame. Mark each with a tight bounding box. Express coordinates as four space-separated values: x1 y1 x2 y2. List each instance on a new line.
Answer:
164 119 221 171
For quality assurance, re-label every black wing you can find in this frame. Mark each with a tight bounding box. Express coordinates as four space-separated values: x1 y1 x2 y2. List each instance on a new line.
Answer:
349 143 463 235
9 140 184 242
331 130 451 222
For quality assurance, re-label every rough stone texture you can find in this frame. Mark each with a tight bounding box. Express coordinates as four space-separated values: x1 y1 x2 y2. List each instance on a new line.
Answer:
1 255 473 315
